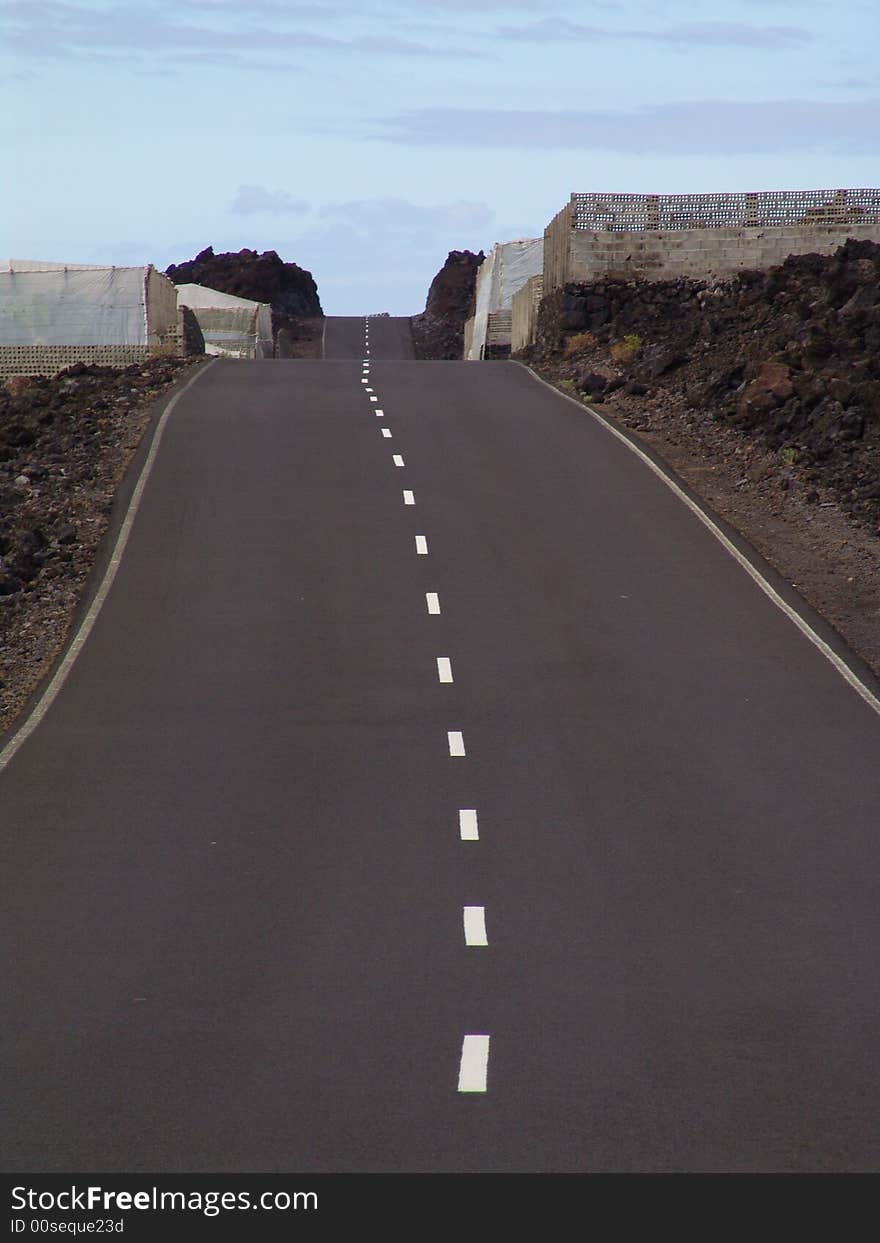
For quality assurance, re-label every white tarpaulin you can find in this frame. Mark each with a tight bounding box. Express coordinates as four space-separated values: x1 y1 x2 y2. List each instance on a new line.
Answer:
0 261 148 346
174 283 273 359
467 238 543 360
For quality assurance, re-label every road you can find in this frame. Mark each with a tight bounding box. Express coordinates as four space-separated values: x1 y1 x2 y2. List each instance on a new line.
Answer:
2 315 879 1172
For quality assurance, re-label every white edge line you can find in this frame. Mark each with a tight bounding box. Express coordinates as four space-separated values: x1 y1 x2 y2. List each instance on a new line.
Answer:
458 1034 490 1092
0 360 220 774
521 363 880 719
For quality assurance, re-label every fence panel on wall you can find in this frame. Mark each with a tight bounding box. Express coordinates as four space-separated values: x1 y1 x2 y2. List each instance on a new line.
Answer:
570 189 880 232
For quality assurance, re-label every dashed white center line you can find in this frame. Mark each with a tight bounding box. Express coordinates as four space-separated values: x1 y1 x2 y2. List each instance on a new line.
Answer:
393 454 405 467
459 809 479 840
415 535 428 555
448 730 465 757
365 387 373 392
375 408 384 417
361 378 368 384
458 1035 490 1092
437 657 453 683
381 428 392 438
403 490 415 505
426 591 440 614
370 396 378 403
463 906 488 946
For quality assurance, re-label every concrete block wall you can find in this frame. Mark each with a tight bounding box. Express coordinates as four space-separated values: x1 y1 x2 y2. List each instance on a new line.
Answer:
145 266 180 349
543 203 575 294
463 310 512 358
0 343 152 378
511 275 543 353
564 221 880 285
543 189 880 294
463 316 475 360
486 309 513 346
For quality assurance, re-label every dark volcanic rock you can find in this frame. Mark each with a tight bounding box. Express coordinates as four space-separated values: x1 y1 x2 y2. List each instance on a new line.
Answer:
526 238 880 532
165 246 322 326
0 358 199 733
411 250 484 360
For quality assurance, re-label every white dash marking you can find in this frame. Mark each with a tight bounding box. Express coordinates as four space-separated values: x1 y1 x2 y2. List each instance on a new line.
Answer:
426 591 440 614
448 730 465 757
458 1035 490 1092
437 657 453 683
403 490 415 505
365 387 374 392
375 409 384 417
415 535 428 555
370 396 378 403
393 454 405 467
381 428 392 438
463 906 488 946
459 809 479 841
361 378 368 384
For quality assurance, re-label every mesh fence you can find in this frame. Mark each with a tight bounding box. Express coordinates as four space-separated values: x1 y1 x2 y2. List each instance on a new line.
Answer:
570 189 880 232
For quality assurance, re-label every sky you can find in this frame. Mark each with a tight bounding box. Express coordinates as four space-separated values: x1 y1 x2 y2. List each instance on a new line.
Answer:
2 0 878 315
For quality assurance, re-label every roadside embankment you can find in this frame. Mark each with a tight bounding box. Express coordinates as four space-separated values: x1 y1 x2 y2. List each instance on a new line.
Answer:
0 359 200 735
519 239 880 676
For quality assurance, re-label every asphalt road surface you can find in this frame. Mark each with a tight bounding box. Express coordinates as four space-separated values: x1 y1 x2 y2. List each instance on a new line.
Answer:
2 316 879 1172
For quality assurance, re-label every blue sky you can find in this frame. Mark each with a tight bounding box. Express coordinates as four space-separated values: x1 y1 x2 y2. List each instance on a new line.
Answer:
2 0 878 314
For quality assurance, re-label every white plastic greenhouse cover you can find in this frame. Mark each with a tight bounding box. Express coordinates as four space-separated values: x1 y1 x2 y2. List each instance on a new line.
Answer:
467 238 543 360
175 283 273 359
0 261 149 346
172 283 263 310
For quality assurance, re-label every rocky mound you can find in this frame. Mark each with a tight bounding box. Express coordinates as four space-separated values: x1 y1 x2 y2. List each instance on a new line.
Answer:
166 246 321 318
527 239 880 530
411 249 484 360
166 247 323 357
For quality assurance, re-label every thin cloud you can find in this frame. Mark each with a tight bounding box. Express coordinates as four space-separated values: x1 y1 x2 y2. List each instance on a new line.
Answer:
371 99 880 155
231 186 310 216
1 0 486 66
496 18 812 50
